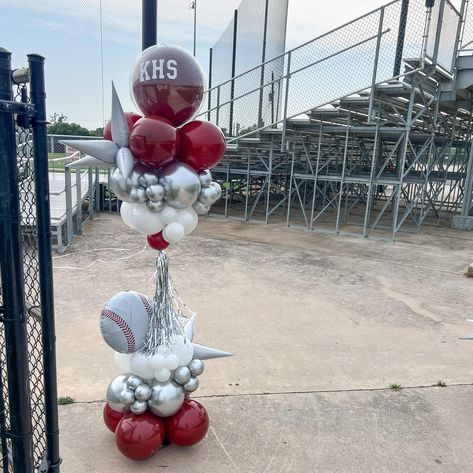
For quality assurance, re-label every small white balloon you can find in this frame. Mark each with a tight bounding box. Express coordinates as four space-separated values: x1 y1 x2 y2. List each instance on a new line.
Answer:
165 354 180 371
163 222 185 243
114 351 132 372
120 202 135 228
131 203 165 235
130 352 155 379
148 354 166 371
155 368 171 382
160 205 179 225
174 336 194 366
177 208 198 234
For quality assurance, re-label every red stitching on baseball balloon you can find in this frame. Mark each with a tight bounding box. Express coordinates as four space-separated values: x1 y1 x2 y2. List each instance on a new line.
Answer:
102 309 135 353
139 294 153 319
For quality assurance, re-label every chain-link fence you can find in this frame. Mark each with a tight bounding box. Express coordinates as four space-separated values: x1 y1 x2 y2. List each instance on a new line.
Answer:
200 0 464 140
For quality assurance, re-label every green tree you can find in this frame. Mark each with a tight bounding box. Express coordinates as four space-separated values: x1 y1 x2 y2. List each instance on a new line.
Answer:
47 113 91 136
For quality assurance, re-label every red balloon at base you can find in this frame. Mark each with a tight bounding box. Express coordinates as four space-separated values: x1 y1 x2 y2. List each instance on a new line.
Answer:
103 112 142 141
103 403 124 433
147 232 169 251
165 399 209 447
115 412 165 461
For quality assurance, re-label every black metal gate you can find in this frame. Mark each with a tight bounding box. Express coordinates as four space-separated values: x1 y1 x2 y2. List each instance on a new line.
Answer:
0 49 60 472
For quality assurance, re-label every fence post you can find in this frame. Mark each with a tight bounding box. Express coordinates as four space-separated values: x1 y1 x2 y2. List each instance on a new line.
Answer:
29 53 61 472
393 0 410 76
257 0 269 128
76 167 82 234
368 7 385 122
0 47 35 472
229 9 238 137
432 0 446 64
207 48 212 121
281 50 292 148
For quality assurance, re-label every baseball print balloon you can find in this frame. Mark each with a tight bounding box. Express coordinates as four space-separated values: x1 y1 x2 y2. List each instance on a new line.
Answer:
100 291 153 354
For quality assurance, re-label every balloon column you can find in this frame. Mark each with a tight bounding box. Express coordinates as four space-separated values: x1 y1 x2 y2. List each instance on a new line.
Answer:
62 45 232 461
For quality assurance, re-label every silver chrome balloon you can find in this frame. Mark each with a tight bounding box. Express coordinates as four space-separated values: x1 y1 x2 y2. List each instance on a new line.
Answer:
173 366 191 385
119 388 136 405
134 383 152 401
183 376 199 393
129 187 147 204
116 147 134 178
146 200 164 213
138 172 159 188
198 186 219 206
193 201 210 215
188 359 204 376
127 375 144 390
130 400 148 415
198 169 212 187
147 380 185 417
110 167 134 203
146 184 165 202
210 182 222 199
106 374 132 413
159 162 201 209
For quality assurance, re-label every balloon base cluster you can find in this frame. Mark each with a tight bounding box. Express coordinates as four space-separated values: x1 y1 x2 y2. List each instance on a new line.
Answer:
104 397 209 460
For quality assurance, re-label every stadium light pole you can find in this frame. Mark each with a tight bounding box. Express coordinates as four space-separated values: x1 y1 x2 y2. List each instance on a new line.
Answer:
189 1 197 56
142 0 158 50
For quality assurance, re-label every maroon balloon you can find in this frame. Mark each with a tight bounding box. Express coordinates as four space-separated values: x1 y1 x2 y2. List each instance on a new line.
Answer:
115 412 165 461
103 403 124 433
165 399 209 447
147 231 169 251
103 112 142 141
129 116 179 169
178 120 226 171
131 44 205 127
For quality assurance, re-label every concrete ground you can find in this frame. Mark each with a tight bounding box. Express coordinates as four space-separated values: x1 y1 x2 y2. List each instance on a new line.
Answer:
54 214 473 472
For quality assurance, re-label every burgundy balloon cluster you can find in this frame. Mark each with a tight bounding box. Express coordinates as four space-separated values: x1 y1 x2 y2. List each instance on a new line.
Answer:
105 44 226 251
104 398 209 461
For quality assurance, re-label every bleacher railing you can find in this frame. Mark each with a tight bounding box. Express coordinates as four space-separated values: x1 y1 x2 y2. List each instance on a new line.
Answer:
198 0 463 142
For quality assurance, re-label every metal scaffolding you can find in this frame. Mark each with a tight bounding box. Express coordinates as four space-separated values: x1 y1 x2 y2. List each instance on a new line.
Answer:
198 0 473 239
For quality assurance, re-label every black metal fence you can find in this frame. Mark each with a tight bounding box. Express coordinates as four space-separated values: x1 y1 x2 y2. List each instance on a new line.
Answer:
0 49 60 472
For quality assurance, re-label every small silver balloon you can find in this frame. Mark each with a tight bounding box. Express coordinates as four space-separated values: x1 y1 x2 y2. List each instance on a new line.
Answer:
160 162 201 209
173 366 191 385
210 181 222 199
138 172 159 187
198 186 219 206
110 167 133 203
198 169 212 187
148 380 185 417
119 388 136 405
129 187 147 204
146 200 164 213
127 375 144 390
129 169 143 188
193 201 210 215
146 184 165 202
188 359 204 376
134 383 152 402
106 374 132 413
183 376 199 393
130 400 148 415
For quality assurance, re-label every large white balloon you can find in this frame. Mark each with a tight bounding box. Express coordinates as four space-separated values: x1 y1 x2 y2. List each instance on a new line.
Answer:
163 222 185 243
120 202 136 228
130 352 155 379
114 351 132 372
160 206 178 225
177 208 198 234
131 203 165 235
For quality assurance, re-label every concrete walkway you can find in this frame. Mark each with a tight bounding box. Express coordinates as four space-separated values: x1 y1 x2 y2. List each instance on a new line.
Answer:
53 214 473 472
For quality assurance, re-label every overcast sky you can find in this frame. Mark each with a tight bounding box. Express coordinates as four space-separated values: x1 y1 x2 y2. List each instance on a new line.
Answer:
0 0 464 128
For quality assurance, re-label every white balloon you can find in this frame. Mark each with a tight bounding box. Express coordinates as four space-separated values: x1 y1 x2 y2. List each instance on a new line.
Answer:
160 205 179 225
177 208 198 235
120 202 135 228
165 354 180 370
131 203 165 235
163 223 185 243
155 368 171 382
114 351 132 372
130 352 155 379
148 354 166 371
175 341 194 366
